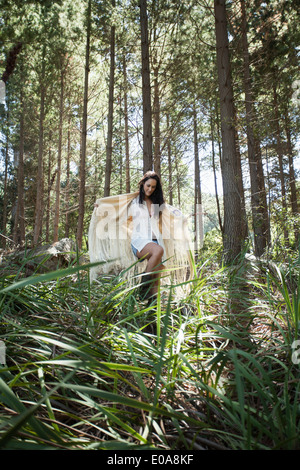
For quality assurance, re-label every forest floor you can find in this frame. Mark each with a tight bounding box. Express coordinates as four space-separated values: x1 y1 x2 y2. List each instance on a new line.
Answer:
0 242 299 450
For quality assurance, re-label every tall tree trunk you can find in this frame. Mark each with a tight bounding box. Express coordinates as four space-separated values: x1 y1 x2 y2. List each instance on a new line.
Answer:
284 111 298 215
153 66 161 176
123 54 130 193
214 0 243 263
234 116 248 241
140 0 153 173
76 0 91 249
167 114 173 205
53 62 65 243
273 82 289 245
153 33 161 177
215 99 223 176
284 109 299 244
13 77 25 246
45 139 53 243
104 0 115 197
193 102 203 251
210 109 223 234
255 138 270 246
174 152 181 207
241 0 268 257
65 118 71 238
33 50 46 246
2 105 10 247
94 139 100 201
119 90 123 193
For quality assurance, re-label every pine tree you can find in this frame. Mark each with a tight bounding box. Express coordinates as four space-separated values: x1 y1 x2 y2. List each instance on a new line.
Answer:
214 0 243 263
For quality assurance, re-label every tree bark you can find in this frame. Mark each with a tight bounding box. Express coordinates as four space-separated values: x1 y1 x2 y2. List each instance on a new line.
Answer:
33 48 46 246
140 0 153 173
104 0 115 197
13 72 25 246
2 104 10 248
284 111 298 215
273 82 289 245
240 0 268 257
153 33 161 177
65 118 71 238
76 0 91 249
284 109 299 244
53 62 65 243
167 114 173 205
255 138 270 246
174 152 181 207
214 0 243 263
210 109 223 234
123 54 130 193
45 140 53 243
193 102 203 251
234 116 248 241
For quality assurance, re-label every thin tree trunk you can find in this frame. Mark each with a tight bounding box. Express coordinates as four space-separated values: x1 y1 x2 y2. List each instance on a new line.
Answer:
210 110 223 234
140 0 153 173
45 141 52 243
153 66 161 176
53 62 65 243
153 34 161 177
255 138 270 245
119 90 123 193
76 0 91 249
104 0 115 197
2 105 9 247
241 0 268 256
284 110 299 244
214 0 243 263
65 119 71 238
215 100 223 176
273 82 289 245
284 111 298 215
193 102 203 251
94 139 100 201
123 54 130 193
33 49 46 246
234 119 248 241
174 152 181 207
167 114 173 205
13 78 25 245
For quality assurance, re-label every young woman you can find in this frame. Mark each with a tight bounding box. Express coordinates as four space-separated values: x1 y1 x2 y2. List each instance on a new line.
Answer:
88 171 192 301
130 171 166 300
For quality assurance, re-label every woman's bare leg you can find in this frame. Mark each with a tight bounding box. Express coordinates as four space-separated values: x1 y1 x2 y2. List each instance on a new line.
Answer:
136 243 164 296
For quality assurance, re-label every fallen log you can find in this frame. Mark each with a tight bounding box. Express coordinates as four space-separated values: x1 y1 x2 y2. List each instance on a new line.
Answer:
0 238 88 277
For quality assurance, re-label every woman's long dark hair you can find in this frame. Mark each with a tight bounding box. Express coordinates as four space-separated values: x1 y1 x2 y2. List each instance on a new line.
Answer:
138 171 165 208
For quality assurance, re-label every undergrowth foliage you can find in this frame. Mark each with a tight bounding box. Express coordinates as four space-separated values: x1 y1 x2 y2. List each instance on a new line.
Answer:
0 250 299 450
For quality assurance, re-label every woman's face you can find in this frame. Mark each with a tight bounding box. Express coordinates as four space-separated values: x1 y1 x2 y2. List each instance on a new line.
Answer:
143 178 157 198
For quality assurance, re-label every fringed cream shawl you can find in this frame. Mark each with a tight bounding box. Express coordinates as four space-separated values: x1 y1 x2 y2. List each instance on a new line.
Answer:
88 191 194 290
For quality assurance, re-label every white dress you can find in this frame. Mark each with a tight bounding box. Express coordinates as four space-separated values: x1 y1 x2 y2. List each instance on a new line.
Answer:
129 196 165 254
88 191 192 290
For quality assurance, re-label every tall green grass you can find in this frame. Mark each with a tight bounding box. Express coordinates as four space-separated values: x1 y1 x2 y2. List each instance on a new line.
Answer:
0 250 299 449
